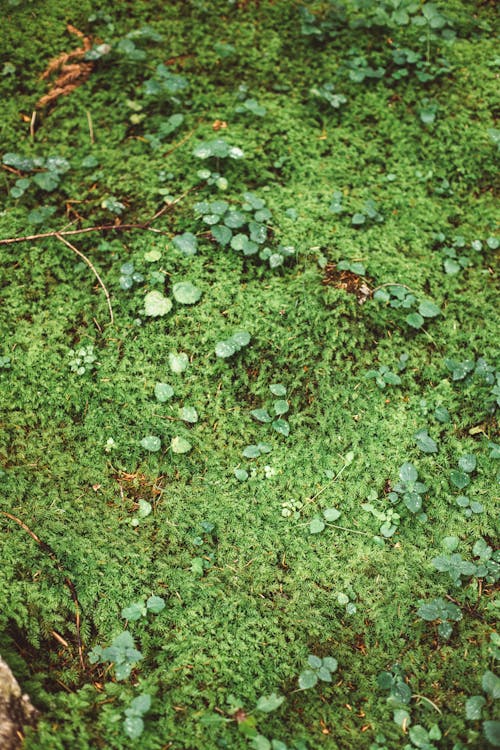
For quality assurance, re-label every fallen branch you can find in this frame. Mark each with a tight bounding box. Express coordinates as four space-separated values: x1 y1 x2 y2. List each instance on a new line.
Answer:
56 233 114 325
0 511 85 671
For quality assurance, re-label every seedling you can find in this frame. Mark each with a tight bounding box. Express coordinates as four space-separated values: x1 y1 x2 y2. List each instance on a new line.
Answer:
388 463 428 515
365 365 401 389
310 82 347 110
215 331 251 358
298 654 338 690
465 668 500 747
123 693 152 740
119 262 144 290
88 631 143 680
68 345 97 375
413 428 438 454
251 383 291 437
121 595 166 621
193 138 244 161
416 597 462 640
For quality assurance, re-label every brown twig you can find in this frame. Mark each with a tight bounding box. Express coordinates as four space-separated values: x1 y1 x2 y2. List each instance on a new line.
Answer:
56 232 114 325
0 510 85 671
0 187 193 247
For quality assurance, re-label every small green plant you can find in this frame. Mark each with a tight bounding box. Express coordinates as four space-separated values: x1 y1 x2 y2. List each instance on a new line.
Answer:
119 262 144 290
388 463 427 516
351 199 384 226
88 631 143 680
413 428 438 454
298 654 338 689
215 330 251 358
365 365 402 389
121 595 166 621
310 82 347 110
281 498 304 519
432 537 499 587
362 491 401 537
309 507 341 534
416 597 462 640
450 453 476 490
67 345 97 375
465 668 500 747
0 356 11 369
193 138 244 161
373 285 441 329
3 152 70 197
123 693 152 740
251 383 290 437
242 442 272 459
377 664 411 706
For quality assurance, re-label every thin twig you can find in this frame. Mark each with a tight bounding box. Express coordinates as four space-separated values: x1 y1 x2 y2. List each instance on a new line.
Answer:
0 187 193 246
85 109 94 144
30 111 36 140
56 233 114 325
412 694 442 714
0 510 85 671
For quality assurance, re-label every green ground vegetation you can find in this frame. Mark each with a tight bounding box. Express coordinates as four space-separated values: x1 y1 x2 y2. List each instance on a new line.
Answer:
0 1 498 748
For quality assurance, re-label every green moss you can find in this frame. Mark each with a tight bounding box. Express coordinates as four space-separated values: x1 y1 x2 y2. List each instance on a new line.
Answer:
0 1 498 748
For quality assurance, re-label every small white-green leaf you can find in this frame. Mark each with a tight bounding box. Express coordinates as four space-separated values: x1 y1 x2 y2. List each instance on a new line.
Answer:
251 408 272 423
465 695 485 720
269 383 286 396
458 454 476 473
180 406 198 423
406 312 425 329
323 508 341 522
298 670 318 690
172 281 202 305
123 716 144 740
234 468 249 481
255 693 285 713
146 595 165 614
169 352 189 373
273 399 289 415
140 435 161 452
138 499 152 518
309 517 325 534
144 290 172 317
215 340 237 358
172 232 198 256
418 300 441 318
272 419 290 437
154 382 174 402
171 436 192 454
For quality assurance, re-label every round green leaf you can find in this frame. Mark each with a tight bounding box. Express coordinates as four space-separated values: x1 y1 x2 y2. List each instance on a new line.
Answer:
255 693 285 713
171 436 192 454
309 517 325 534
418 300 441 318
215 340 237 358
123 716 144 739
169 352 189 373
323 508 341 522
172 282 202 305
146 595 165 614
298 669 318 690
144 290 172 317
154 382 174 402
172 232 198 256
140 435 161 452
180 406 198 423
269 383 286 396
458 454 476 473
406 312 425 329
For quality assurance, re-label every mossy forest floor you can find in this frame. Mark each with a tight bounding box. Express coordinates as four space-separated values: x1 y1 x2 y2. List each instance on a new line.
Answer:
0 1 498 748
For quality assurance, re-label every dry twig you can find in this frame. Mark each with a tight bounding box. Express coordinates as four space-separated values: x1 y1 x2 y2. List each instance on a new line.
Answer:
0 511 85 671
55 233 114 325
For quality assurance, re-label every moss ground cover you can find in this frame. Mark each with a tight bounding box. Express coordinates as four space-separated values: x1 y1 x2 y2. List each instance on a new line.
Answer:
0 1 498 748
